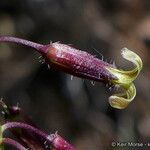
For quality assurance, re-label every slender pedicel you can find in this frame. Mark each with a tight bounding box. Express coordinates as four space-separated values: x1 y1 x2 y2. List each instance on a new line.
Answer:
0 36 143 109
0 36 46 53
1 138 26 150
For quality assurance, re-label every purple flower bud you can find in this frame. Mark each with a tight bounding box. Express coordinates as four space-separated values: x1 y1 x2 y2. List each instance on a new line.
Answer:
48 133 75 150
45 42 117 84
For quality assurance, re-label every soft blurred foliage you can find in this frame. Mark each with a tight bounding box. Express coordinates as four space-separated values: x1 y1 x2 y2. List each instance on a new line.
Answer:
0 0 150 150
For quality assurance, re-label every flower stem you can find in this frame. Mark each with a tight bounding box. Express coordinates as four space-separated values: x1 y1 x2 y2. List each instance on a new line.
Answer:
2 122 76 150
0 36 46 53
2 138 26 150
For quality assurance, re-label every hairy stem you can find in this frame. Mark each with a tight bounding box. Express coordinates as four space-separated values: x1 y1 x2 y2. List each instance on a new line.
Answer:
0 36 46 53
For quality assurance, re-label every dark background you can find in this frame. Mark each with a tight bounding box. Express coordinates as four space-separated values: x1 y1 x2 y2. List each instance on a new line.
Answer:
0 0 150 149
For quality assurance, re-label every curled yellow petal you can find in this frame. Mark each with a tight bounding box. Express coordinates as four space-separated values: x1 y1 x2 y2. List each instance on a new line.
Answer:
106 48 142 109
107 48 143 88
109 83 136 109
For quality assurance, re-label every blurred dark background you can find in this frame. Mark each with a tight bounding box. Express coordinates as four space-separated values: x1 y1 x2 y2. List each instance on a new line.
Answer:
0 0 150 150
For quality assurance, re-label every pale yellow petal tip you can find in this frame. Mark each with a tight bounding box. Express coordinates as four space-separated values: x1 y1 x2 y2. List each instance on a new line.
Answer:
108 83 136 109
121 47 143 72
107 48 143 88
106 48 142 109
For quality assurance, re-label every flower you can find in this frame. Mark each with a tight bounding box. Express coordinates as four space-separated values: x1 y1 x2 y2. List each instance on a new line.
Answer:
106 48 142 109
0 36 143 109
45 44 143 109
